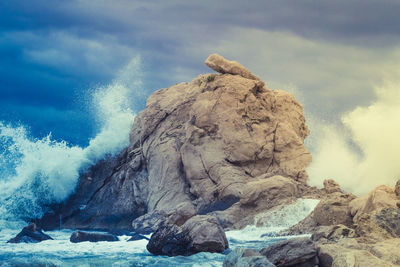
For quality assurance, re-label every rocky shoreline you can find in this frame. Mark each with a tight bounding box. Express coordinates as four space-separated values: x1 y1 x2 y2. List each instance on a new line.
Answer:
9 54 400 266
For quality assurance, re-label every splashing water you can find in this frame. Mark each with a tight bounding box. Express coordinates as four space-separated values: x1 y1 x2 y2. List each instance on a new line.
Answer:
307 80 400 196
0 57 141 226
226 198 319 242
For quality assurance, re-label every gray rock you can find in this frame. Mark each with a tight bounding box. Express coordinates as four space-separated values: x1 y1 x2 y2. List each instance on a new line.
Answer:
260 237 318 267
7 223 53 243
70 231 119 243
224 248 275 267
146 215 228 256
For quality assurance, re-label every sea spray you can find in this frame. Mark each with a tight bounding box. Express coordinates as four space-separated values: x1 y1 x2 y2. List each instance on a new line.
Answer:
0 57 142 227
225 198 319 242
307 80 400 195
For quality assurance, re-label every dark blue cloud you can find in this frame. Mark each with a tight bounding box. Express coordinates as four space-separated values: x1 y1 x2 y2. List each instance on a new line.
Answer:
1 0 400 146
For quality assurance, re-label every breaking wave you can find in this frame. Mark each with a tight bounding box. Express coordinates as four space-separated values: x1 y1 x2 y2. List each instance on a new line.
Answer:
0 57 141 226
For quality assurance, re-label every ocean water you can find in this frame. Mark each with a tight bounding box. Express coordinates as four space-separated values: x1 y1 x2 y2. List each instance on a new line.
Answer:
0 199 319 267
0 58 320 266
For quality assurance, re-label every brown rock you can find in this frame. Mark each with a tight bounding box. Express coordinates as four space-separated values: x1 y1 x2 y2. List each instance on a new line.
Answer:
205 53 261 81
317 239 394 267
323 179 342 194
313 192 354 227
38 54 312 231
349 185 398 223
311 224 356 242
260 237 318 267
240 175 299 208
370 238 400 266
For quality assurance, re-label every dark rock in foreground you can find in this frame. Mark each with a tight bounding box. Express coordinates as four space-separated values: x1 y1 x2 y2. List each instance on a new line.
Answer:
7 223 53 243
147 215 228 256
70 231 119 243
224 248 275 267
260 237 318 267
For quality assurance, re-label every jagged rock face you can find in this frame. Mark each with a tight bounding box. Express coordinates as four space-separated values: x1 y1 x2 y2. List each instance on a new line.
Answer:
128 72 310 215
39 54 311 230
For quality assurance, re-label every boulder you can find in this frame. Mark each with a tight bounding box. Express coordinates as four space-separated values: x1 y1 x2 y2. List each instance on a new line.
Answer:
7 223 53 243
146 215 228 256
313 192 354 227
224 248 275 267
349 185 397 223
70 231 119 243
260 237 318 266
205 53 261 81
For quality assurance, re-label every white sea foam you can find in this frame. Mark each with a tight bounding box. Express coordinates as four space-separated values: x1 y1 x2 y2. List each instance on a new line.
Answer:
308 80 400 195
0 58 141 225
226 198 319 242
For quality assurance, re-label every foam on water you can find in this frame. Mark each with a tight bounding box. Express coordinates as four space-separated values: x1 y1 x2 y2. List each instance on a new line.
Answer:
226 198 320 242
0 198 319 266
0 58 141 227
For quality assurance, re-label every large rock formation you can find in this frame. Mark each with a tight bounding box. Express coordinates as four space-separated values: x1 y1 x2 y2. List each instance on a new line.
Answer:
38 54 311 231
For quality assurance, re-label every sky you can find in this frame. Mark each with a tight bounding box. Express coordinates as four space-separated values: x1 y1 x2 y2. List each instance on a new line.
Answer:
1 0 400 148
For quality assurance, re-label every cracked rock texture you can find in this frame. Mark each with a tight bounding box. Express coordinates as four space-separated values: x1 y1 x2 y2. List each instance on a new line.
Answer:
38 54 311 231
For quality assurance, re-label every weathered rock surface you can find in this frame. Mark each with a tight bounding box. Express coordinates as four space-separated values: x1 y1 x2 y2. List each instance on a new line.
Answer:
38 54 312 231
260 237 318 267
7 223 53 243
349 185 398 223
70 231 119 243
313 192 355 227
205 53 261 81
311 224 356 242
146 215 228 256
223 248 275 267
317 238 396 267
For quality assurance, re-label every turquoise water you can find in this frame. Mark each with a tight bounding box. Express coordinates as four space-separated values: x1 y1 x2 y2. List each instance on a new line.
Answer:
0 199 318 266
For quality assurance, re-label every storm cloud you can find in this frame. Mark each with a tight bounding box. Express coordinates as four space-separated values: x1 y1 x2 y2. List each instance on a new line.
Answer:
1 0 400 149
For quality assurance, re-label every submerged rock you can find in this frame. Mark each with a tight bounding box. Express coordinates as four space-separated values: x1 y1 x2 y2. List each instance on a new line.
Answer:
7 223 53 243
70 231 119 243
147 215 228 256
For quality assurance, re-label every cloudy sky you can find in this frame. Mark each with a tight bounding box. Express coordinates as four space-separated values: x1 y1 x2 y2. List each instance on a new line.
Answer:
1 0 400 146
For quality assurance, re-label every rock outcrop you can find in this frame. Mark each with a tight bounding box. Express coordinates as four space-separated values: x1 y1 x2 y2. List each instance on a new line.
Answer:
7 223 53 243
146 215 228 256
70 231 119 243
38 54 312 232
